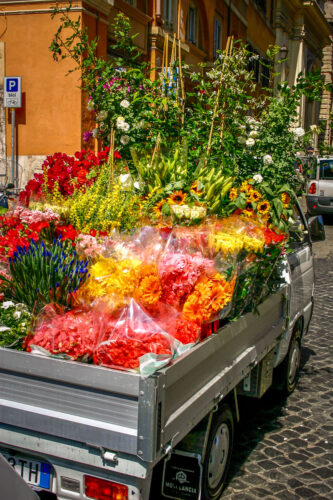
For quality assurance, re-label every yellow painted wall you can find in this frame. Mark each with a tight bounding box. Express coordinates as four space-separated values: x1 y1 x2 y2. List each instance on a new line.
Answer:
247 3 274 52
3 3 83 156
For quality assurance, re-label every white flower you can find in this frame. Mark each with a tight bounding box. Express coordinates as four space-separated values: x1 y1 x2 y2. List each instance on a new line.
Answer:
0 326 10 332
92 128 98 138
87 100 94 111
96 110 108 122
246 116 256 125
294 127 305 137
13 311 22 319
120 99 130 109
120 135 130 145
119 174 132 188
310 124 319 134
121 122 130 132
116 116 125 128
190 206 206 220
137 119 146 129
263 154 273 165
116 117 130 132
249 130 259 139
253 174 263 183
1 301 14 309
134 181 140 190
246 138 255 147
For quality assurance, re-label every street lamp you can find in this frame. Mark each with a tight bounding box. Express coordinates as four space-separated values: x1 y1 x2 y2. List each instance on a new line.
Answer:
279 44 288 60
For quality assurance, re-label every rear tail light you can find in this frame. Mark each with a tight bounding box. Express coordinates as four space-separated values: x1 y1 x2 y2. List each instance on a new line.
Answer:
84 475 128 500
308 182 317 194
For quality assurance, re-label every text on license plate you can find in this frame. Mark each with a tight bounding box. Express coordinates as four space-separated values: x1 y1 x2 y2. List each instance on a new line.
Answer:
2 452 51 489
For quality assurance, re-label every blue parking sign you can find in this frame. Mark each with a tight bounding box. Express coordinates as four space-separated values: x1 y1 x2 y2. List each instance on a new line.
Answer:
6 78 19 92
4 76 21 107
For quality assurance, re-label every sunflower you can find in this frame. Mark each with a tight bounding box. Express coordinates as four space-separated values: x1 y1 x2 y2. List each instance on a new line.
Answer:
281 192 290 208
249 190 262 203
190 181 202 196
257 200 271 215
243 208 255 218
168 190 187 205
229 187 238 201
153 199 166 218
240 180 251 194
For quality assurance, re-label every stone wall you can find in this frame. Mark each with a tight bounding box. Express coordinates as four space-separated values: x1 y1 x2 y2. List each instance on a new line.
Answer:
0 42 7 184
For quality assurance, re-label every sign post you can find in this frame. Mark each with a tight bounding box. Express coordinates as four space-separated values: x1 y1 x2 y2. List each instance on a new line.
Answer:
4 77 22 186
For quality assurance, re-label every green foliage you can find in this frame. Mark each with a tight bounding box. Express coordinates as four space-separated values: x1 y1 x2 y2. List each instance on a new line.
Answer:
0 302 32 349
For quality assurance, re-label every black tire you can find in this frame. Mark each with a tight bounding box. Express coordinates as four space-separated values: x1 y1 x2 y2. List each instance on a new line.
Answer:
201 405 234 499
274 330 302 395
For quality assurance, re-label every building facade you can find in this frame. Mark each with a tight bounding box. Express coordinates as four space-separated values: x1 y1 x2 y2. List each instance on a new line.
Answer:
0 0 331 187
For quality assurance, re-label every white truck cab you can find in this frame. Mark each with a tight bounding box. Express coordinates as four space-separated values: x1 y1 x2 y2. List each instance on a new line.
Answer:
306 156 333 215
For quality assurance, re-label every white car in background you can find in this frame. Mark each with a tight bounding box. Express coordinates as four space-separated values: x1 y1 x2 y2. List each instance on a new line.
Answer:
306 156 333 216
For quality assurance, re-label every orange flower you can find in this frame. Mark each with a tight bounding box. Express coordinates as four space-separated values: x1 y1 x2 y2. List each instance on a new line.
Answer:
167 190 187 205
135 275 162 308
134 263 162 309
182 293 202 323
183 274 236 323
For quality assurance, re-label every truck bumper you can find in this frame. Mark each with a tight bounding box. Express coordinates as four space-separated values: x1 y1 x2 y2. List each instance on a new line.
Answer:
306 195 333 215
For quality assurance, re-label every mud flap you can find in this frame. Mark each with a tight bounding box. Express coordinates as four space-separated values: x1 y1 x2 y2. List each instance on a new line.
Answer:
162 450 202 500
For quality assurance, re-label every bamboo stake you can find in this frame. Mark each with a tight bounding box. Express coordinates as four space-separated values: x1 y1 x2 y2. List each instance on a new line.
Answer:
151 132 161 168
108 128 115 183
94 123 98 155
206 35 233 158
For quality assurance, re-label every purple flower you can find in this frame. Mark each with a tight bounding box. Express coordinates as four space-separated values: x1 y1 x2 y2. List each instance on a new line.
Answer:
139 84 143 90
83 131 93 142
127 86 131 93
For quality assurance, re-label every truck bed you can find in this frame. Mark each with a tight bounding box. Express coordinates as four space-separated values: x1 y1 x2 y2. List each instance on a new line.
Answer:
0 286 287 466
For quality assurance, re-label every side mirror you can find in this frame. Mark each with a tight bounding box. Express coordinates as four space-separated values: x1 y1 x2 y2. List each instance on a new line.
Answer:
308 215 325 242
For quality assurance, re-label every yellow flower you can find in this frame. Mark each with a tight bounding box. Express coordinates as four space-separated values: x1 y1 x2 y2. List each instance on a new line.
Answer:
257 200 271 215
229 187 238 201
167 190 187 205
190 181 202 196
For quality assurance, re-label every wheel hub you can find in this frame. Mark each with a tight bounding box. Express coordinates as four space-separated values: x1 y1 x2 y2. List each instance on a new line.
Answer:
289 341 301 386
207 422 230 489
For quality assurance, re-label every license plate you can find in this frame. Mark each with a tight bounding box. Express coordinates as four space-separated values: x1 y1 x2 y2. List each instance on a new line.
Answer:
1 451 52 490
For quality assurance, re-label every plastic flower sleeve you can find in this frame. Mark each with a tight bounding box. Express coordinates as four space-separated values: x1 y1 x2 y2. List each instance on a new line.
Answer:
158 250 216 310
77 256 142 312
27 304 101 361
94 299 176 375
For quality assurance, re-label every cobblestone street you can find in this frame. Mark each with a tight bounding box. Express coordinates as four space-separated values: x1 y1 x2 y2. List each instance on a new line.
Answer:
222 219 333 500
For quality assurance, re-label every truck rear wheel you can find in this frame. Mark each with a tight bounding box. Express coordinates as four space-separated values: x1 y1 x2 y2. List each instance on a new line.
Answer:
274 327 302 395
201 404 234 499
